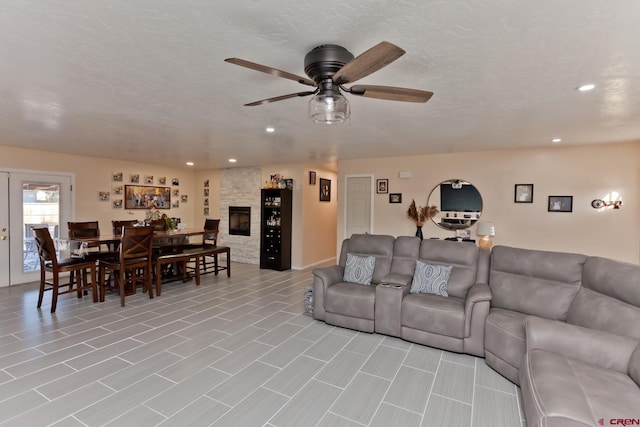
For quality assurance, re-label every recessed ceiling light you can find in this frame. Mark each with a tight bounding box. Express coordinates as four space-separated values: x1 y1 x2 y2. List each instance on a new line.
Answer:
577 84 595 92
186 161 194 166
265 127 275 133
551 138 562 143
228 158 237 163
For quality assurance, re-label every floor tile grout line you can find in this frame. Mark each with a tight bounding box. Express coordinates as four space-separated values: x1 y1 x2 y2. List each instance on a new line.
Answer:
475 382 518 397
420 349 444 425
471 356 478 427
430 391 474 407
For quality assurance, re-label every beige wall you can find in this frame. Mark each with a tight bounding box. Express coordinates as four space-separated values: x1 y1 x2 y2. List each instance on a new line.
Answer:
0 145 197 234
338 142 640 264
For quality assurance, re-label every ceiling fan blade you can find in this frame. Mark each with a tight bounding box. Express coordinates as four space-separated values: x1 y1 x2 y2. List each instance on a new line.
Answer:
350 85 433 103
333 41 405 85
244 91 316 106
225 58 316 87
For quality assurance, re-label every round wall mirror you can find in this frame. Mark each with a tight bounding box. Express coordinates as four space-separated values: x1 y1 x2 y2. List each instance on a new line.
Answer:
427 179 483 230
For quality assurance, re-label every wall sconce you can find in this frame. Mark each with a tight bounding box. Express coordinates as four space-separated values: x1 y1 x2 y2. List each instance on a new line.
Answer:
477 222 495 250
591 199 623 209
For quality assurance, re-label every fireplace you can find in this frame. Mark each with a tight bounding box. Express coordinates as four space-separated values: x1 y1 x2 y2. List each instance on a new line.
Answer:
229 206 251 236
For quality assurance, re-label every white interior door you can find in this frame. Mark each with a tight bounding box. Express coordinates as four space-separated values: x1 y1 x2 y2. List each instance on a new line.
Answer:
2 171 73 286
0 173 9 286
345 175 373 238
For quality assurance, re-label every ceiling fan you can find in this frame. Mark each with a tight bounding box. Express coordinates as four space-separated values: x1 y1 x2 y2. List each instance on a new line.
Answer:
225 41 433 124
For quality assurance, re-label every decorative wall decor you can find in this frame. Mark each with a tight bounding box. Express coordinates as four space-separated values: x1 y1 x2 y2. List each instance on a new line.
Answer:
172 201 180 209
172 189 179 197
389 193 402 203
99 191 110 201
112 172 123 182
204 179 209 188
204 207 209 216
124 185 171 209
204 188 209 197
514 184 533 203
319 178 331 201
129 173 140 184
144 175 154 184
309 171 317 185
376 179 389 194
181 195 188 203
112 199 123 209
112 185 123 195
172 178 179 186
591 198 623 209
548 195 573 212
158 176 166 185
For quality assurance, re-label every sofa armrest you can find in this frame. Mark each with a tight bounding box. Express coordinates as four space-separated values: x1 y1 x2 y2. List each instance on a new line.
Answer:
312 265 344 321
313 265 344 291
525 316 638 374
381 273 413 286
463 283 492 336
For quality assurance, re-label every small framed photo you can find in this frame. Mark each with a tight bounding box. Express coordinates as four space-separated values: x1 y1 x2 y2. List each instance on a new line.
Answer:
112 199 123 209
389 193 402 204
112 185 123 195
376 179 389 194
158 176 167 185
309 171 317 185
172 189 179 197
515 184 534 203
204 188 209 197
181 195 188 203
172 201 180 209
144 175 154 185
203 198 209 206
172 178 180 186
99 191 110 201
548 195 573 212
129 173 140 184
319 178 331 201
204 179 209 188
112 172 123 182
203 207 210 216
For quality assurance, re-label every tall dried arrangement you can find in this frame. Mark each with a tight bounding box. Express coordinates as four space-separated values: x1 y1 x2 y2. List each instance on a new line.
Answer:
407 199 439 226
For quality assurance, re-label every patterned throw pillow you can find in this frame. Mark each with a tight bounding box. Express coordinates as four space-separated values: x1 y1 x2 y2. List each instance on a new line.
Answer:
410 261 453 296
343 254 376 285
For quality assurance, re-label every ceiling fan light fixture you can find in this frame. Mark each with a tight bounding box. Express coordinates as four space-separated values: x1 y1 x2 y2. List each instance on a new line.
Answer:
308 92 350 124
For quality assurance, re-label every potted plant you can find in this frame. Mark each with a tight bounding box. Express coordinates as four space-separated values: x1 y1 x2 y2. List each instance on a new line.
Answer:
407 200 439 240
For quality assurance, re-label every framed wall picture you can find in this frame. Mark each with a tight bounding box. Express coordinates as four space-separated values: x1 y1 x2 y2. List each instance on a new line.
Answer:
514 184 534 203
319 178 331 201
124 185 171 209
309 171 317 185
389 193 402 203
548 195 573 212
376 179 389 194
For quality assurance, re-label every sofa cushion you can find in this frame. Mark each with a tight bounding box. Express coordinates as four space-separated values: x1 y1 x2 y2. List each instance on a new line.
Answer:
418 239 479 299
630 344 640 386
402 293 465 338
338 234 395 285
343 254 376 285
521 349 640 426
490 246 586 320
410 261 452 296
566 257 640 340
325 282 376 320
485 308 527 372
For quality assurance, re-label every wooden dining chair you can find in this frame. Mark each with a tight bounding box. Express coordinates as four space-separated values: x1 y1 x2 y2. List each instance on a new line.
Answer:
33 227 97 313
185 219 221 275
98 226 154 307
112 220 138 235
68 221 101 248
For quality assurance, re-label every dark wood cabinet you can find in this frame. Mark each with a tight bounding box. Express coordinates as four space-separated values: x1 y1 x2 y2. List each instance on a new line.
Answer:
260 189 292 270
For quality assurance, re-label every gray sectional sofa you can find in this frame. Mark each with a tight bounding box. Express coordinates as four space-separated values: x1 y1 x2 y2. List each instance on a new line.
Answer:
312 234 640 427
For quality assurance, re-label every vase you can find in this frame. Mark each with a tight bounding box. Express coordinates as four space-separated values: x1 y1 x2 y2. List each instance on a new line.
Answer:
415 225 423 240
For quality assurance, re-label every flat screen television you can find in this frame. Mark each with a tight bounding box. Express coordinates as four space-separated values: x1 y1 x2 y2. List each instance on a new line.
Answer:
440 183 482 212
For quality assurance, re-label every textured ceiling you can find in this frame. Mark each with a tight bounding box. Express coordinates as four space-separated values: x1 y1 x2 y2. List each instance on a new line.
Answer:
0 0 639 170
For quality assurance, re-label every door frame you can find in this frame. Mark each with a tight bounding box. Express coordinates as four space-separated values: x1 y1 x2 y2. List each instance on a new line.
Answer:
343 174 374 240
1 168 75 286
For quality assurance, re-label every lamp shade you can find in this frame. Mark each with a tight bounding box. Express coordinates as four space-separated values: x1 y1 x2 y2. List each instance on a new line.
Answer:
477 222 495 237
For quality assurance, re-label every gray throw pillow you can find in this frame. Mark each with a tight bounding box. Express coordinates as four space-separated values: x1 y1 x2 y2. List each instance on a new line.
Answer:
410 261 452 296
343 253 376 285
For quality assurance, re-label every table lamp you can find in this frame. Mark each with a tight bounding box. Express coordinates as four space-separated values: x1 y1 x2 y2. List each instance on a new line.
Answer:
477 222 495 250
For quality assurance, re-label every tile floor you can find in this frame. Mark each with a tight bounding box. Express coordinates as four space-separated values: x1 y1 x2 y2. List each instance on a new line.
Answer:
0 262 525 426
